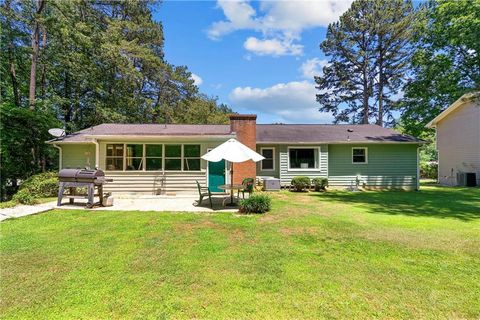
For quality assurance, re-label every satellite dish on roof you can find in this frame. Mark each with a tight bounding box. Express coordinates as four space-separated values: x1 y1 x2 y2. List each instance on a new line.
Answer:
48 128 65 137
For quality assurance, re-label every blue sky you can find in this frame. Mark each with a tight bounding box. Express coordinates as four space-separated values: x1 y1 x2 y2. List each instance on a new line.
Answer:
155 0 353 124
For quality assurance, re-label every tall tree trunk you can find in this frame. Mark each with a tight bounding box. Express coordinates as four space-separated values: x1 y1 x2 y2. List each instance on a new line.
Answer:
377 35 384 126
28 0 45 110
4 0 20 107
40 28 47 99
362 62 369 124
64 72 72 123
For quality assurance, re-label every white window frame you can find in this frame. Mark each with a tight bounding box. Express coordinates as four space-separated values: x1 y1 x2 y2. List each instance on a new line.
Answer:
125 143 144 171
105 143 125 171
352 147 368 164
260 147 275 171
183 144 202 172
104 143 202 172
287 146 321 171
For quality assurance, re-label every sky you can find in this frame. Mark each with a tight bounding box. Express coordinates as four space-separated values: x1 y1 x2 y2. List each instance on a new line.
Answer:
155 0 354 124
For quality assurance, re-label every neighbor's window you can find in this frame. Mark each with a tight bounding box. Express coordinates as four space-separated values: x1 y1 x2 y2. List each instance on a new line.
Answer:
165 144 182 170
289 148 318 169
146 144 162 171
183 144 201 171
261 148 274 170
352 147 367 164
106 144 124 170
126 144 143 171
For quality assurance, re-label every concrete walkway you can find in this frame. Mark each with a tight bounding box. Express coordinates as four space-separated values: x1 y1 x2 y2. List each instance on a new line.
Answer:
1 194 239 221
0 203 56 221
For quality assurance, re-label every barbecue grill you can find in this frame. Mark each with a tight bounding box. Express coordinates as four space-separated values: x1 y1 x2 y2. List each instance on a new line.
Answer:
57 169 112 208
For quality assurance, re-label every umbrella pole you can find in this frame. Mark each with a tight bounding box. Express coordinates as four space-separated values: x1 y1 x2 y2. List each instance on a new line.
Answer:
230 162 234 205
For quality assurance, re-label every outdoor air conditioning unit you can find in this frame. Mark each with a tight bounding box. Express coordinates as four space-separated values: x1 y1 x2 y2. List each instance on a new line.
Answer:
457 172 477 187
263 178 281 191
456 172 477 187
457 172 467 186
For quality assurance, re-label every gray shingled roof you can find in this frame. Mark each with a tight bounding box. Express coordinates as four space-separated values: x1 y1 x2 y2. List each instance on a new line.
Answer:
50 123 232 142
50 123 422 144
256 124 422 143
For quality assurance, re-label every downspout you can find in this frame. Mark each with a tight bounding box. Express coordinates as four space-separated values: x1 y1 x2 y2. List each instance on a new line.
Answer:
416 145 420 191
53 144 62 169
91 139 99 169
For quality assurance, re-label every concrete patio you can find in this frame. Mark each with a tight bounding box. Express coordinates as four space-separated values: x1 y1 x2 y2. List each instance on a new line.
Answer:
58 194 239 212
0 193 240 221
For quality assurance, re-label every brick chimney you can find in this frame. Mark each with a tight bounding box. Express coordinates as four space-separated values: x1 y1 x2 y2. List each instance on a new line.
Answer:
229 114 257 184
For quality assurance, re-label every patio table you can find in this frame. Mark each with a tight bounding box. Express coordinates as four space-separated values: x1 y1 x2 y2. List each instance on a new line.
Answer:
218 184 244 206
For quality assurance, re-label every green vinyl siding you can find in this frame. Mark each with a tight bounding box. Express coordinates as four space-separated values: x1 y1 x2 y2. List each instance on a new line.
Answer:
256 144 280 178
279 145 328 185
61 144 95 169
328 144 418 189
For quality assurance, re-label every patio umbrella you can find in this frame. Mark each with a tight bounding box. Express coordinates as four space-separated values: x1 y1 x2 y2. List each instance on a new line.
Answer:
202 138 264 205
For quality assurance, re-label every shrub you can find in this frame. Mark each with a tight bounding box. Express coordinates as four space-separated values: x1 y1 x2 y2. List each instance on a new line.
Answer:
312 177 328 191
18 172 58 198
239 193 271 214
12 189 37 205
420 161 438 179
291 176 311 192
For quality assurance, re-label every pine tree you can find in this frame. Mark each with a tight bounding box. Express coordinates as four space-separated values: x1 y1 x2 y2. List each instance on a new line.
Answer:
316 0 418 126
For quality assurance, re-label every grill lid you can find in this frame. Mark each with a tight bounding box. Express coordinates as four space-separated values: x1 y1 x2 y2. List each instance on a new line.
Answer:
58 168 105 180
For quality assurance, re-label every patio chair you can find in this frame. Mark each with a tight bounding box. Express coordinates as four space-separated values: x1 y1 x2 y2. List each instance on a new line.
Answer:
238 178 255 199
196 180 213 208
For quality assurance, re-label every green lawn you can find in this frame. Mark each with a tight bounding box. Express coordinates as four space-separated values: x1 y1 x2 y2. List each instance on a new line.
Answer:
1 185 479 319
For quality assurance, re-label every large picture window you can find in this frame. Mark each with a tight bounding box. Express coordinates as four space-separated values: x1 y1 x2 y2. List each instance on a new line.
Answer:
289 148 318 169
261 148 274 170
183 144 201 171
352 147 368 164
106 144 124 170
146 144 162 171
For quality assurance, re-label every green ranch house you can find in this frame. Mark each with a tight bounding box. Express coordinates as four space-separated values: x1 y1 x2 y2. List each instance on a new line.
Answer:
48 115 424 194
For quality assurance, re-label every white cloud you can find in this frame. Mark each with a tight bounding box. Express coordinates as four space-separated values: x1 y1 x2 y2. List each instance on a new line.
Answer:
190 73 203 86
244 37 303 56
207 0 259 40
229 80 333 123
300 58 328 79
208 0 353 56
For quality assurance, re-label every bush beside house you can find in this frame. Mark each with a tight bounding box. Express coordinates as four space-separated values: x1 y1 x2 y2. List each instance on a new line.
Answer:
11 172 58 205
291 176 311 192
239 193 271 214
312 178 328 191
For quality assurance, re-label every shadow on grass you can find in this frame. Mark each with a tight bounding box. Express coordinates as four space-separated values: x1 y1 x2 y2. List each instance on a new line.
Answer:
313 186 480 221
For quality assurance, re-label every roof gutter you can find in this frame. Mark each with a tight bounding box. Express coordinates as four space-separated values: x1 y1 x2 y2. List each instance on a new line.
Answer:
257 140 426 145
53 144 62 169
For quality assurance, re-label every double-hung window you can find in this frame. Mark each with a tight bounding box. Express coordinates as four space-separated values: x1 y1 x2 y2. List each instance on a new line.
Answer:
289 148 318 169
106 144 124 170
165 145 182 171
183 145 201 171
261 148 274 171
352 147 368 164
146 144 162 171
126 144 143 170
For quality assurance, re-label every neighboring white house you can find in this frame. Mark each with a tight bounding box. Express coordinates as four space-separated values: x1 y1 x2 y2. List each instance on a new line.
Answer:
426 92 480 186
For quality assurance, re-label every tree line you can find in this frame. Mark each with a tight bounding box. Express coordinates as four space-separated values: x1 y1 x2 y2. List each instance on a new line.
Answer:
316 0 480 137
0 0 232 200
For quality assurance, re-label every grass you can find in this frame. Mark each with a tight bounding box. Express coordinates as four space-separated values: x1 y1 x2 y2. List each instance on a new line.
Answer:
1 185 479 319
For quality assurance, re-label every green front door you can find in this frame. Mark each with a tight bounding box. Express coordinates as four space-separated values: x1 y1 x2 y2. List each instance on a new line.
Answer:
208 160 225 192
